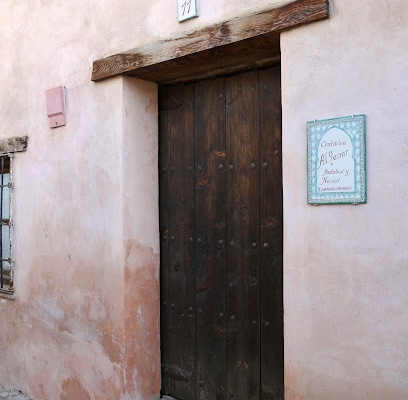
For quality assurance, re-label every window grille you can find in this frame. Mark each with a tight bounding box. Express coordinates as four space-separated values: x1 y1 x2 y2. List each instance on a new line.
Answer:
0 155 13 295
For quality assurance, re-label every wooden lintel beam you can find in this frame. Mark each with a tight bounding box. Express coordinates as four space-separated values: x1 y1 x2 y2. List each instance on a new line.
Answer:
92 0 329 82
124 32 281 85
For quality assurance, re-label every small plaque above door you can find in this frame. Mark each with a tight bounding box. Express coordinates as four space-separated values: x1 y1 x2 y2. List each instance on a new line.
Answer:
307 114 366 205
178 0 198 22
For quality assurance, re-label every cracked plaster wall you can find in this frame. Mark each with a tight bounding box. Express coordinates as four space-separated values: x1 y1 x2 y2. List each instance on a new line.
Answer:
0 0 286 399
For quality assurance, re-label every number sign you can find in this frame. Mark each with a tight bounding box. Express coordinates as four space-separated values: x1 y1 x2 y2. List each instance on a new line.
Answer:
178 0 198 22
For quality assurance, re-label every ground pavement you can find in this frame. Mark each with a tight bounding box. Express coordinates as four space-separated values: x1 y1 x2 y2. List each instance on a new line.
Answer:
0 386 32 400
0 386 177 399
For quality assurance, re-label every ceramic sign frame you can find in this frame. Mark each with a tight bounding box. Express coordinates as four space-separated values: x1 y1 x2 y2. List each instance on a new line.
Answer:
307 114 366 205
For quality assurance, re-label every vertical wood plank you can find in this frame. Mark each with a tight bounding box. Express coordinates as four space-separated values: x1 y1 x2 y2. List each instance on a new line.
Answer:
159 85 171 396
194 77 228 400
226 70 260 400
160 84 196 399
259 67 284 400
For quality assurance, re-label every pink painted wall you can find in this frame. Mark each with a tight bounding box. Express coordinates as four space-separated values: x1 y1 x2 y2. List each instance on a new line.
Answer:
281 0 408 399
3 76 160 399
0 0 286 399
0 0 407 399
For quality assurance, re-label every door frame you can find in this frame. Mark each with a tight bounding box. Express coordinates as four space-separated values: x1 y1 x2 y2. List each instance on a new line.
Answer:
91 2 329 398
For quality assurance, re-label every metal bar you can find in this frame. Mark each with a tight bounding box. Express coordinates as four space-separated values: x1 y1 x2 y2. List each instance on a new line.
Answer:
0 156 4 288
9 155 13 291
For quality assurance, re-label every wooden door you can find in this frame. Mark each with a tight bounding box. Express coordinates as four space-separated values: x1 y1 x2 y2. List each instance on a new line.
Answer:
159 66 283 400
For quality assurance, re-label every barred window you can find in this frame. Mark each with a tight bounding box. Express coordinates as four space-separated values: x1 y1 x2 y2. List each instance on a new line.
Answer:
0 135 28 299
0 155 13 295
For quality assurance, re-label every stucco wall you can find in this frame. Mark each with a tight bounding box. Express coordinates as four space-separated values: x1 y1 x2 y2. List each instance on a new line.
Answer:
0 0 286 399
281 0 408 399
1 0 407 399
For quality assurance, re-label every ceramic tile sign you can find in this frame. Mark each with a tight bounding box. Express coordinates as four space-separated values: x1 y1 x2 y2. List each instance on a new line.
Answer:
178 0 198 22
307 114 366 204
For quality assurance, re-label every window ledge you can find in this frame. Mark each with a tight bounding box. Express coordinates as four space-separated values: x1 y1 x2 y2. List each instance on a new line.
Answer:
0 290 15 300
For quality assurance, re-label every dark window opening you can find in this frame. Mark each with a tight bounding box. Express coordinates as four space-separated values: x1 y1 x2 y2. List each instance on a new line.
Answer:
0 155 13 295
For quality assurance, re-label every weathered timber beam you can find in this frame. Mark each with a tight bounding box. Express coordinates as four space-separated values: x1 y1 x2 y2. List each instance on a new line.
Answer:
92 0 329 82
124 32 281 85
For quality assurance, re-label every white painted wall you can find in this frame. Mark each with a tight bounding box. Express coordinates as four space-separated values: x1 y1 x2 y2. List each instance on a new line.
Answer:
281 0 408 399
